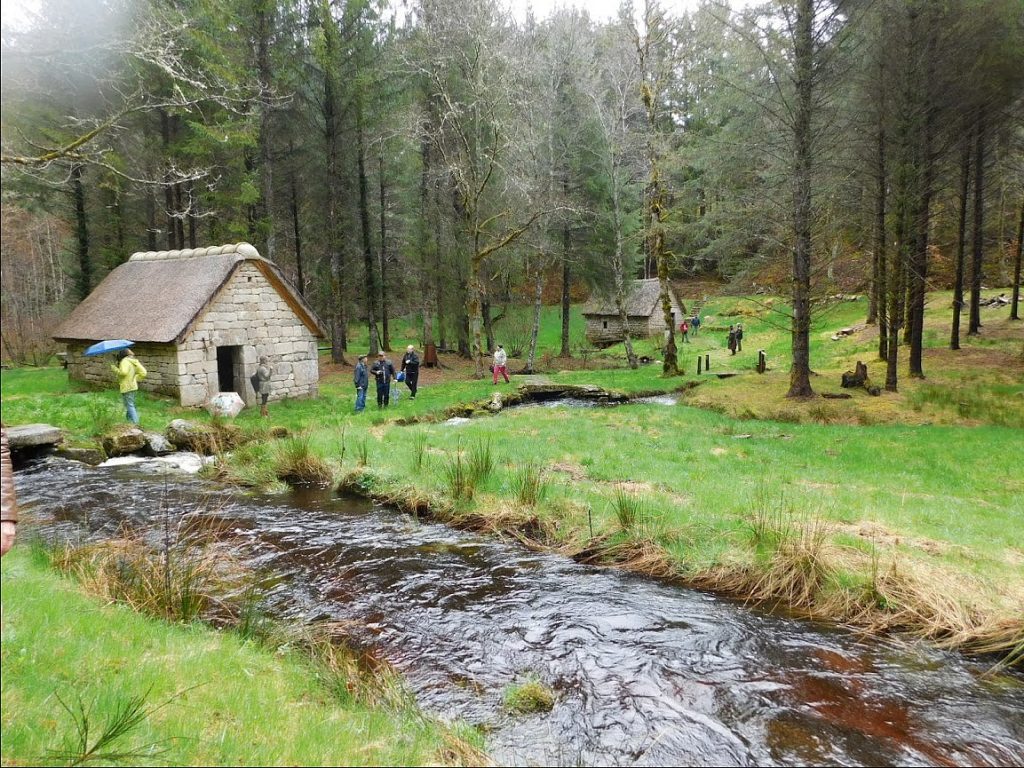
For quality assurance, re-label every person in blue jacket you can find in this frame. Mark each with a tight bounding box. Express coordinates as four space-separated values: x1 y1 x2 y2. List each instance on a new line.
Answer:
353 354 369 413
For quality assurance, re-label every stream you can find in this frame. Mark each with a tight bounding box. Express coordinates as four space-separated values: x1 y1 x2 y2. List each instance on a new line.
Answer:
12 457 1024 767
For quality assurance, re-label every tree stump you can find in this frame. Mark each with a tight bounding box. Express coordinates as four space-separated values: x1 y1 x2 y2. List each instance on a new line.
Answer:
840 361 881 396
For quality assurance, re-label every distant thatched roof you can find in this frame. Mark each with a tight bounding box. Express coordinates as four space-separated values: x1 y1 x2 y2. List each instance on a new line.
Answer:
582 278 683 318
53 243 327 343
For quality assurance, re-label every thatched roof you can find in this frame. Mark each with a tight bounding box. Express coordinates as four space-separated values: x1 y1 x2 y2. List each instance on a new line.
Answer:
582 278 683 318
53 243 327 344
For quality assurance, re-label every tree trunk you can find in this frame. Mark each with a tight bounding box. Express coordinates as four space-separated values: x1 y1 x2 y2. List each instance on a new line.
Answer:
907 20 937 379
874 114 888 362
289 159 305 297
951 130 972 348
419 133 435 346
611 162 638 369
71 163 91 300
160 110 176 249
1011 197 1022 321
256 0 276 262
968 108 985 335
526 265 543 374
356 109 380 357
185 179 197 248
786 0 814 398
482 293 495 354
560 253 572 357
323 15 347 364
146 189 157 250
379 150 391 351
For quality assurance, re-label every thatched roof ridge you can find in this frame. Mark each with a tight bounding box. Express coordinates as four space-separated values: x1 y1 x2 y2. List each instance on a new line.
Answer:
583 278 682 318
128 243 260 262
53 243 327 344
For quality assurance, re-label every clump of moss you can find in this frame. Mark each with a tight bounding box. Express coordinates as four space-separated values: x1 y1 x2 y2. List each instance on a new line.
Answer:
503 676 555 714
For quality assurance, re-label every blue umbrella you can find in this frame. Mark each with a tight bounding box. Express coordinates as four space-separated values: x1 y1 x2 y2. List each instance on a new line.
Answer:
83 339 135 357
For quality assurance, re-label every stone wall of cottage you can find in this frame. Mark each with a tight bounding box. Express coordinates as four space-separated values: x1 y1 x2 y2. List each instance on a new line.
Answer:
66 342 179 396
584 316 652 348
177 262 320 407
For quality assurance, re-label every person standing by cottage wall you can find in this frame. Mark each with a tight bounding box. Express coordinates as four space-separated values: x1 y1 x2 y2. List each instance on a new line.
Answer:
679 319 690 343
1 424 18 557
492 345 510 384
111 349 147 424
727 325 737 356
255 355 273 417
354 354 369 413
370 351 396 408
401 345 420 399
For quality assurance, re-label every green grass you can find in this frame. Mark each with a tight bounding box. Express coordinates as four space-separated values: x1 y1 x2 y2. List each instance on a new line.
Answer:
3 289 1022 652
0 547 480 766
503 676 555 714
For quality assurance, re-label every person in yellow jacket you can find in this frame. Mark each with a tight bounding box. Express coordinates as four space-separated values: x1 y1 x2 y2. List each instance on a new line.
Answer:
111 348 147 424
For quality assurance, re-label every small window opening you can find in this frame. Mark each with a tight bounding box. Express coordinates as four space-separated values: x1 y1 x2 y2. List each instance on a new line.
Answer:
247 276 253 282
602 320 608 329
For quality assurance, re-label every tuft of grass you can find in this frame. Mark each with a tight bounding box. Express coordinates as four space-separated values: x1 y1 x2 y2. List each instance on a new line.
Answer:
274 432 332 486
612 489 647 532
511 461 547 507
50 533 243 624
411 432 428 473
466 437 495 485
503 676 556 714
442 447 474 501
356 437 370 467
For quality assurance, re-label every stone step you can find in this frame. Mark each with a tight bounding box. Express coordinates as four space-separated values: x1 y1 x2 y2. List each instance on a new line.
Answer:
6 423 63 450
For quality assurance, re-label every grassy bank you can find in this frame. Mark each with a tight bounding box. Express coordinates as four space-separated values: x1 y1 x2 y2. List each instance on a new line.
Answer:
2 289 1022 660
0 545 483 766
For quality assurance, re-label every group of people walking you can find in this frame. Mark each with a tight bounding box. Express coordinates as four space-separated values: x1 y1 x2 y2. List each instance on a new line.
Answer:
727 324 744 355
353 346 420 412
678 313 702 343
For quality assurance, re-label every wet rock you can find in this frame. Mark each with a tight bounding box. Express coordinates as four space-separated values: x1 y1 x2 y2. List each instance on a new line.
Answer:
143 432 174 456
6 423 62 450
206 392 245 418
166 419 217 454
487 392 504 413
55 446 106 465
101 427 147 457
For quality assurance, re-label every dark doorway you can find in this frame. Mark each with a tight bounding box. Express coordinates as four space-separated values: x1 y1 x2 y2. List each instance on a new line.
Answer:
216 345 241 393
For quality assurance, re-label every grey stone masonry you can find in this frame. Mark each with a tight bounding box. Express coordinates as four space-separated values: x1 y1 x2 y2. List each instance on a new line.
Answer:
66 342 179 397
181 262 319 407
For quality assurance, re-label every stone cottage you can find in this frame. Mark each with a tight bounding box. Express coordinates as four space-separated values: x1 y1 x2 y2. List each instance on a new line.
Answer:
582 278 686 347
52 243 327 407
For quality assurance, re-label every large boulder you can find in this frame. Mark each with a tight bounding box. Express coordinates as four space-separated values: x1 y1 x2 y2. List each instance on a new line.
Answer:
143 432 175 456
206 392 245 418
101 427 147 457
55 446 106 465
166 419 216 454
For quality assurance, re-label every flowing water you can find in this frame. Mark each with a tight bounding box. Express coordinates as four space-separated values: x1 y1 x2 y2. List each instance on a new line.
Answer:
13 458 1024 767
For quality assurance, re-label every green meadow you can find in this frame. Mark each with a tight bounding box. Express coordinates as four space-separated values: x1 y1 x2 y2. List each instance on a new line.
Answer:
2 290 1022 657
0 545 480 766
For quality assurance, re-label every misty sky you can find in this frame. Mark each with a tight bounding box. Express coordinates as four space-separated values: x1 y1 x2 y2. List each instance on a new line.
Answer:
2 0 751 32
